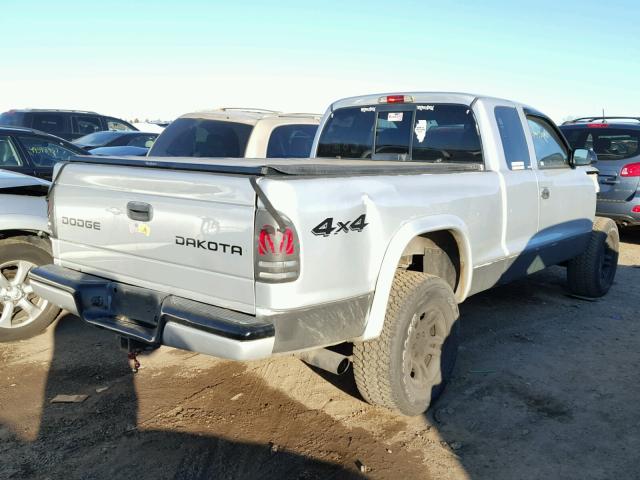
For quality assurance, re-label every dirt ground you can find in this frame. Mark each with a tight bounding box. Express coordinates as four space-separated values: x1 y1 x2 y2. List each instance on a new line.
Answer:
1 229 639 480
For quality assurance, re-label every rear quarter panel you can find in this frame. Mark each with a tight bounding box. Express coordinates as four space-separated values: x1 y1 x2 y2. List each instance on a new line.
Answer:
256 171 503 315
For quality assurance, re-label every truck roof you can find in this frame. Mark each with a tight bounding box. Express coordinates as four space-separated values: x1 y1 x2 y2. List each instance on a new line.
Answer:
328 92 525 110
179 108 321 126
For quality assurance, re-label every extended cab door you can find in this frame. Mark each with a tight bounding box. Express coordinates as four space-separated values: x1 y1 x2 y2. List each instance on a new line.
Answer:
525 113 595 261
490 104 540 283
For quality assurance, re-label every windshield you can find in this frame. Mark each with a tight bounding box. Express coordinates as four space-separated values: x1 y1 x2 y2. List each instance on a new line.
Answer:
74 131 120 147
149 118 253 157
316 104 483 163
561 127 640 161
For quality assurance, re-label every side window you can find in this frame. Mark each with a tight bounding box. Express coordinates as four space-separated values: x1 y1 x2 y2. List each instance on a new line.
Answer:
495 106 531 170
127 134 157 148
0 136 23 166
73 116 102 136
18 136 78 167
526 117 569 168
107 117 134 131
32 114 65 134
267 125 318 158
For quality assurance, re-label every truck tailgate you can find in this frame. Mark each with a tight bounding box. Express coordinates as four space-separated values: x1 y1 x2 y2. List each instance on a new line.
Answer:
51 163 257 314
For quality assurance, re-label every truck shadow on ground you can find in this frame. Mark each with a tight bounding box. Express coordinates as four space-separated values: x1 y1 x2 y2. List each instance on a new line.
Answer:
309 259 640 479
2 315 426 480
425 260 640 479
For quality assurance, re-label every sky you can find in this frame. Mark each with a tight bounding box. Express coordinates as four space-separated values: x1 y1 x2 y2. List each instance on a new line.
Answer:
1 0 638 123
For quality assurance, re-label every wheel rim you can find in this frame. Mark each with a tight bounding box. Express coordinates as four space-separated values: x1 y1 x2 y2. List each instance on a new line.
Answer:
402 306 448 403
0 259 48 329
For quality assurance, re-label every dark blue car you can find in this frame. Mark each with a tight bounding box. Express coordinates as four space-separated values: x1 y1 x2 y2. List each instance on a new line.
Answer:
561 117 640 227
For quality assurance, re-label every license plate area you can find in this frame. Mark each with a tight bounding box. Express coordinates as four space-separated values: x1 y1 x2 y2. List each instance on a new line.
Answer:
80 282 167 343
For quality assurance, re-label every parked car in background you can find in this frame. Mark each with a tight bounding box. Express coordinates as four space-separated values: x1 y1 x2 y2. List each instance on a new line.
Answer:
0 109 137 141
561 117 640 227
88 145 149 156
0 170 60 342
73 131 158 151
148 108 319 158
0 126 86 180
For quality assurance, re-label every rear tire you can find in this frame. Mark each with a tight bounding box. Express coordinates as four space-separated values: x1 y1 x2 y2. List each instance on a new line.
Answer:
567 217 619 298
353 270 460 416
0 237 60 342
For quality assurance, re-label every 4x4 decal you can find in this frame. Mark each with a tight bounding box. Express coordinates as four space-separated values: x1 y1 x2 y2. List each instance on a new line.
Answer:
311 214 368 237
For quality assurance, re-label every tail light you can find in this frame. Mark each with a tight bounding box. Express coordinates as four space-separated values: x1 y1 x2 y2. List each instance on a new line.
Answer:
632 205 640 213
47 186 57 238
255 209 299 283
621 162 640 177
378 95 414 104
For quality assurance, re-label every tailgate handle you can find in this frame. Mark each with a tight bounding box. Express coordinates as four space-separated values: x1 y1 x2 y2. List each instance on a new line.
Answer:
127 201 153 222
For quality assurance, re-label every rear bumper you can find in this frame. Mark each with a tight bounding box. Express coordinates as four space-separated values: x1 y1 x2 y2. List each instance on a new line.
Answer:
597 198 640 226
28 264 275 361
29 264 374 359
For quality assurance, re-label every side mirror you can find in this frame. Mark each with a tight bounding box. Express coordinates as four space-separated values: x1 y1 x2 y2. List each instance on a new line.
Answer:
572 148 597 166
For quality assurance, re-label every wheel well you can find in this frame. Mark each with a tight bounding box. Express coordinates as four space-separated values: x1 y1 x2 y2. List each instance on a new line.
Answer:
0 230 51 253
398 230 461 291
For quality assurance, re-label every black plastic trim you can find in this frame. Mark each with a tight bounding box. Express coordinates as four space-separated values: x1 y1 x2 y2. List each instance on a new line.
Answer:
28 265 274 343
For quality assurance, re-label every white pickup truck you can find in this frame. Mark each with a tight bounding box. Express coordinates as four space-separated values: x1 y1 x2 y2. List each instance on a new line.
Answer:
29 92 617 415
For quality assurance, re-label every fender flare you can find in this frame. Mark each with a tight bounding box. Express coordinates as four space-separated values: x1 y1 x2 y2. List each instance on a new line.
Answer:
358 214 473 341
0 214 49 234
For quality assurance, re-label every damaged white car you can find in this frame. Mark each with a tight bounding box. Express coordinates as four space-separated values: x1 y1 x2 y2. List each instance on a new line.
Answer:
0 170 59 341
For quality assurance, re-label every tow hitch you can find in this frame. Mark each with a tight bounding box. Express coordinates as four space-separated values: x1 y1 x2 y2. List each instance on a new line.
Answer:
119 336 158 373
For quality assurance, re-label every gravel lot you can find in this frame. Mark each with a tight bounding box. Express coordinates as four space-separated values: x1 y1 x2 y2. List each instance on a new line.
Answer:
1 229 639 480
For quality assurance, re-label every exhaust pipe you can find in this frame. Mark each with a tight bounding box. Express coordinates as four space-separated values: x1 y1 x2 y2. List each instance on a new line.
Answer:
298 349 351 375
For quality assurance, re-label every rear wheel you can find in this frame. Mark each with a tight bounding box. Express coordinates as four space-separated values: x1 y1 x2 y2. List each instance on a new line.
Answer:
353 270 460 416
0 237 60 342
567 217 619 298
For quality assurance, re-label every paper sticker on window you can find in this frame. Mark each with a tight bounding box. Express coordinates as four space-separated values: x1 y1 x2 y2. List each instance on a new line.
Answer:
511 161 525 170
387 112 403 122
414 120 427 143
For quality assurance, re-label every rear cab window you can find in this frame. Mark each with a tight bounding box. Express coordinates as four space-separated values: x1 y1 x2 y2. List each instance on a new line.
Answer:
149 118 253 157
316 103 483 164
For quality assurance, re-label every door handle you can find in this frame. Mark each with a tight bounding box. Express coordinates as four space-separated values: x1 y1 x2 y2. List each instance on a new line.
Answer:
127 201 153 222
541 187 550 200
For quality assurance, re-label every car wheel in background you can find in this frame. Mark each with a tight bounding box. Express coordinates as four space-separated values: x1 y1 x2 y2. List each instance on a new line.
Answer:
0 237 60 342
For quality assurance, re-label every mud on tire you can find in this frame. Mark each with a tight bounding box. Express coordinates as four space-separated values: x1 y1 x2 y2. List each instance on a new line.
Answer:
353 270 460 416
567 217 619 298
